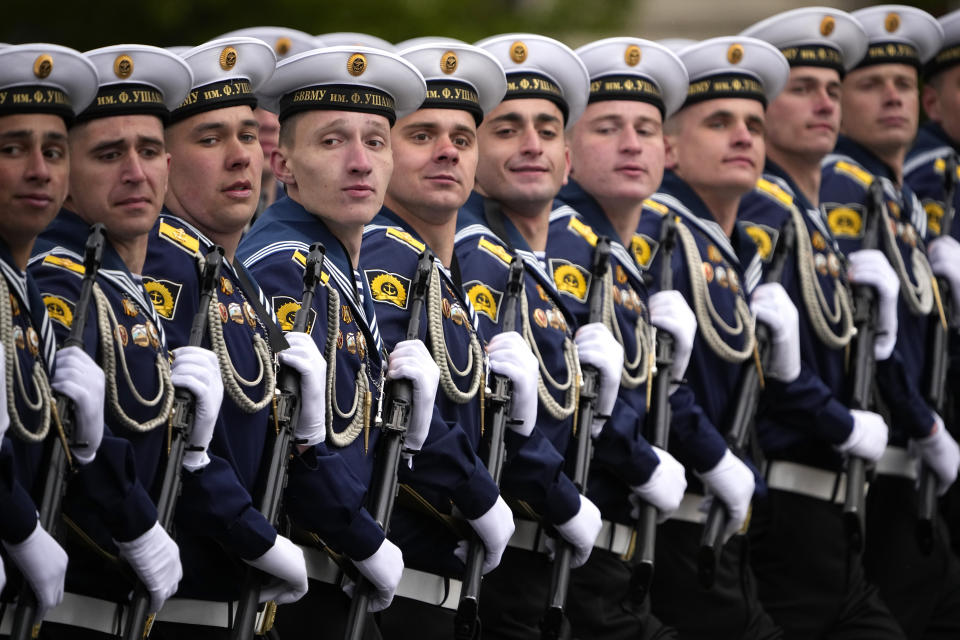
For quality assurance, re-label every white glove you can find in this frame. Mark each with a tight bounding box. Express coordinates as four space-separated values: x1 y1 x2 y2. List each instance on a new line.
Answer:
630 446 687 522
51 345 105 465
928 235 960 325
846 249 900 361
554 496 602 568
277 332 327 446
648 290 696 393
115 521 182 614
0 551 5 596
911 413 960 496
749 283 801 383
170 346 224 472
574 323 624 437
486 332 539 437
0 343 8 442
3 522 67 621
351 538 404 612
836 410 888 462
386 339 440 453
244 534 308 605
697 449 755 543
455 495 515 574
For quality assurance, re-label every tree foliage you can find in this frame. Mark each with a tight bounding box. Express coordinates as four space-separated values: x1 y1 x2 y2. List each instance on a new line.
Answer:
3 0 634 50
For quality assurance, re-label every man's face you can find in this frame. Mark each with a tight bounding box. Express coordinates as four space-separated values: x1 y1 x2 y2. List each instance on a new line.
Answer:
475 98 569 215
766 66 842 162
667 98 766 196
68 114 168 244
273 110 393 230
840 63 918 158
0 113 69 246
255 107 280 176
165 105 263 237
923 65 960 145
569 100 665 206
386 108 478 225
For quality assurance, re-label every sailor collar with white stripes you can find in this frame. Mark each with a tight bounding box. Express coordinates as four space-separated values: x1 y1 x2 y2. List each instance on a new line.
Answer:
653 171 760 268
904 122 957 179
369 207 481 329
651 172 764 294
761 160 839 253
32 209 168 346
824 135 928 237
454 201 574 326
457 193 569 296
553 179 649 286
157 209 241 278
0 246 57 369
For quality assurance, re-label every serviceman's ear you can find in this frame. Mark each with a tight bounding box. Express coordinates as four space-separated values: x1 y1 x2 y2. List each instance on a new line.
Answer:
561 144 572 186
663 132 679 170
921 83 942 123
271 147 295 187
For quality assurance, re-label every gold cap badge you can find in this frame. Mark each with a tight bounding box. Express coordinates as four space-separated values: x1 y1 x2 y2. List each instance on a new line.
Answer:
275 37 292 56
33 54 53 79
348 53 367 76
885 12 900 33
510 41 528 64
220 46 238 71
625 44 641 66
441 51 458 74
114 54 134 79
727 44 744 64
820 16 835 37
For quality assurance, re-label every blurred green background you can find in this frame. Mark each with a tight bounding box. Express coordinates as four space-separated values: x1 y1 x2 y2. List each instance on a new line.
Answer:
2 0 956 51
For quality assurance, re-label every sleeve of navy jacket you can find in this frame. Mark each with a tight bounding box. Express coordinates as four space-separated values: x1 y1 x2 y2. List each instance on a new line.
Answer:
454 221 581 525
29 248 158 544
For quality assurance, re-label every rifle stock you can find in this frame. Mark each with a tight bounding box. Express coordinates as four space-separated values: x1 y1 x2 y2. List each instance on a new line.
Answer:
918 153 958 554
11 224 106 640
631 215 678 604
698 219 796 588
344 250 434 640
454 256 525 640
231 243 325 640
541 237 611 640
123 246 224 640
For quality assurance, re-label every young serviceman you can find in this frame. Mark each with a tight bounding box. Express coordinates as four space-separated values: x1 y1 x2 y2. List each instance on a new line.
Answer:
740 8 906 638
820 6 960 637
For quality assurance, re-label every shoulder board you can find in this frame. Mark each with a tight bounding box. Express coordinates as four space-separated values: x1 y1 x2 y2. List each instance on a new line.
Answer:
42 254 85 276
932 156 960 182
756 178 794 208
833 161 874 187
477 237 513 265
158 221 200 255
642 198 669 216
385 227 425 253
292 250 330 284
567 216 598 246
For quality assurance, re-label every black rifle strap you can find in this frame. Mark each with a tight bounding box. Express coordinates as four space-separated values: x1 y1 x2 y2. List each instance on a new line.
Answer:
232 258 289 352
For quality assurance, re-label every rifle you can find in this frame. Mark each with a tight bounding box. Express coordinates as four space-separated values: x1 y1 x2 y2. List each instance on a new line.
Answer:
454 256 525 640
11 224 106 640
918 153 958 554
344 250 434 640
630 214 679 604
698 218 796 588
231 243 325 640
842 179 885 553
123 246 224 640
540 237 611 640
